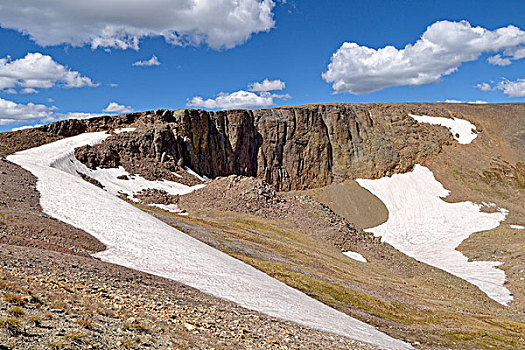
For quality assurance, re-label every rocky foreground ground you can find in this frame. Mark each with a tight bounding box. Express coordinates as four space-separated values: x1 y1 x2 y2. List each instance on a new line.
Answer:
0 155 379 349
0 245 379 350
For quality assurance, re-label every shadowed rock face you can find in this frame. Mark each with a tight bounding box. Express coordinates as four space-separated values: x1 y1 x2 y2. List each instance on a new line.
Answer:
72 104 452 191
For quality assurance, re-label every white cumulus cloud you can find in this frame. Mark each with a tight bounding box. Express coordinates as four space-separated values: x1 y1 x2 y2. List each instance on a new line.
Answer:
495 79 525 97
444 99 487 104
189 78 290 109
56 112 104 121
0 97 55 125
248 78 285 91
476 82 494 92
487 46 525 66
505 47 525 60
132 55 160 67
1 98 133 128
21 87 38 94
323 20 525 94
0 53 97 93
477 78 525 97
11 124 44 131
487 54 511 66
188 90 274 109
0 0 276 50
102 102 133 114
497 79 525 97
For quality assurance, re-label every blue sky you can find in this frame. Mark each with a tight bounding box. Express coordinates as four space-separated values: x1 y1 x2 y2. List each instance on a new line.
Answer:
0 0 524 132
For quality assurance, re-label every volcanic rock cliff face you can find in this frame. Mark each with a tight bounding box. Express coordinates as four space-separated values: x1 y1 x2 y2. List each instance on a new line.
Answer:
70 104 452 191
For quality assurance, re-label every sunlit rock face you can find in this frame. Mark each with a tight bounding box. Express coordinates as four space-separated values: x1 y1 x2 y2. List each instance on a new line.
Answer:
72 104 452 191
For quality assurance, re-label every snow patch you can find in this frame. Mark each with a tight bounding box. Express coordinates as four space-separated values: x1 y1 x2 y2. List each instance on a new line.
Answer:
50 156 204 202
510 225 525 230
343 251 367 263
148 203 185 214
183 166 209 181
7 132 411 350
408 114 478 144
357 165 512 305
481 202 497 208
114 127 136 134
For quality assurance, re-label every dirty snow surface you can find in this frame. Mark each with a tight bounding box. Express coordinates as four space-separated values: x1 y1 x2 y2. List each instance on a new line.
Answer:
66 163 204 201
357 165 512 305
343 251 367 263
183 166 209 181
8 132 411 350
408 114 478 144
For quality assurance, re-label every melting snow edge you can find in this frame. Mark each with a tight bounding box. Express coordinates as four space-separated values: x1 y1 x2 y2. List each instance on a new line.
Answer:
357 164 512 305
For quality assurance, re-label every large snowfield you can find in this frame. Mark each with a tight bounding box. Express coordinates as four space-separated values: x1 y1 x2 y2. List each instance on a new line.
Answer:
8 132 412 350
357 165 512 305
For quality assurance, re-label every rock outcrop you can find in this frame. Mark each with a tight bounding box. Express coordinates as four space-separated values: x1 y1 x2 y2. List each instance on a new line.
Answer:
0 104 455 190
74 104 452 191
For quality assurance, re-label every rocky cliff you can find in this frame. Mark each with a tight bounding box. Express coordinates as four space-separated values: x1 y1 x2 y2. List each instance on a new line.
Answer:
73 104 452 190
0 103 455 190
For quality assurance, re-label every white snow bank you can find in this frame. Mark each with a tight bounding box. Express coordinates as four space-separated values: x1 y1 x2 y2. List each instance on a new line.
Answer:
7 132 411 350
183 166 209 181
510 225 524 230
343 251 367 263
76 165 203 201
148 203 185 214
408 114 478 144
357 165 512 305
114 127 136 134
44 135 203 202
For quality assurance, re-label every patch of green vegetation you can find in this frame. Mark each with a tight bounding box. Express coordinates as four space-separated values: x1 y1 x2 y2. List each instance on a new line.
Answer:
8 306 24 317
47 339 68 350
65 330 88 343
233 216 292 236
243 257 420 325
0 317 22 336
445 329 521 349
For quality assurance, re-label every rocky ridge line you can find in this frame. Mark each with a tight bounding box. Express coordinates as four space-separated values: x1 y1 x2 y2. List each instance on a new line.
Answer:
73 104 453 191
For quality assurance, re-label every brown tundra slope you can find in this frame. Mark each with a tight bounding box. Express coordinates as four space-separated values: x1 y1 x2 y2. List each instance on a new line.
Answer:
0 103 524 349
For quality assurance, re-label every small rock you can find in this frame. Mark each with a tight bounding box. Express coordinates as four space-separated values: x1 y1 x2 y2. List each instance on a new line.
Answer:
183 322 196 331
